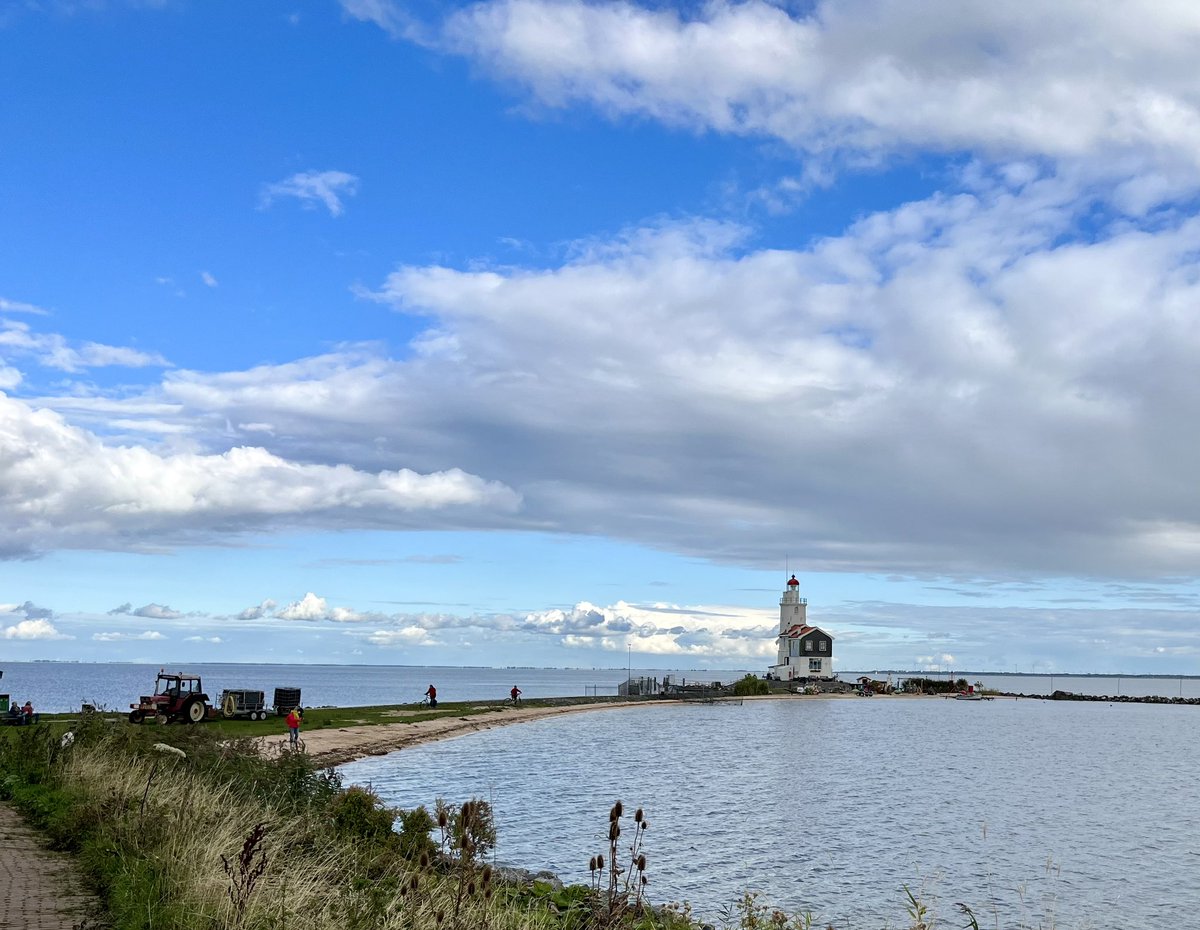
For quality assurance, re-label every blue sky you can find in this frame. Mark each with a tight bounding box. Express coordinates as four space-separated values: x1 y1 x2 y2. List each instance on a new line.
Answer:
3 0 1200 673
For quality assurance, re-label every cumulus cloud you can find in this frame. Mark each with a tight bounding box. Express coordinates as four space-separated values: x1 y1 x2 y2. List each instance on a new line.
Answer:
200 271 218 288
33 164 1197 581
236 599 277 620
184 635 223 643
275 592 379 623
92 630 166 642
2 619 72 640
420 0 1200 192
0 391 519 558
260 170 360 217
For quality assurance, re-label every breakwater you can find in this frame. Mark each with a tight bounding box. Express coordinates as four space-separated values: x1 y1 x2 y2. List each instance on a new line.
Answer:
1035 689 1200 705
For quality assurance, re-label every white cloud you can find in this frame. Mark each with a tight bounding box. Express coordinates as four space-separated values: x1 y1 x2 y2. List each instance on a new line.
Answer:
0 391 519 557
131 604 183 620
184 635 223 643
92 630 166 642
236 598 277 620
431 0 1200 191
17 166 1200 582
260 170 360 217
275 592 377 623
200 271 218 288
0 296 48 315
360 626 438 646
339 0 419 39
2 619 72 640
0 319 168 371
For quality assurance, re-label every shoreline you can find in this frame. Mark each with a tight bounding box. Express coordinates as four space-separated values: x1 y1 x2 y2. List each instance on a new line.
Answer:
303 692 955 767
303 699 677 767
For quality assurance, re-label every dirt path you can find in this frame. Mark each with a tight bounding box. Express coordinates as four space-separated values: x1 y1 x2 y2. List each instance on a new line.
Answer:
0 803 102 929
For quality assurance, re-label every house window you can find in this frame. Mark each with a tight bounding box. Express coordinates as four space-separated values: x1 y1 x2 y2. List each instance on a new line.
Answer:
805 640 813 651
819 640 828 652
809 658 822 672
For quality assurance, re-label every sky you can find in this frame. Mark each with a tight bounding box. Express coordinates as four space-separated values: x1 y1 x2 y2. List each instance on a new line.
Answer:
2 0 1200 674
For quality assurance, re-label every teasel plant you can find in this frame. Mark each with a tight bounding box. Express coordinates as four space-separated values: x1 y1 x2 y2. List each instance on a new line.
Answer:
591 800 651 922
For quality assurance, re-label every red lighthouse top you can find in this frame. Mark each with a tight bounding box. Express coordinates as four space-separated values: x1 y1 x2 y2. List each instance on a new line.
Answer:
787 575 799 587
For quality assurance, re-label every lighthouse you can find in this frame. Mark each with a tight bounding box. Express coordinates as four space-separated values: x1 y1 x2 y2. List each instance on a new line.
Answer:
768 574 835 681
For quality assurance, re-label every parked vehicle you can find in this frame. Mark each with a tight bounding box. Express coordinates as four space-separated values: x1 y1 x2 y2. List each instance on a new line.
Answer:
220 689 269 720
273 686 301 715
129 671 210 724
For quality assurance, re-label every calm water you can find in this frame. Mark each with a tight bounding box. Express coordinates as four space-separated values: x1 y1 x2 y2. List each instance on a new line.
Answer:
0 662 747 714
343 698 1200 929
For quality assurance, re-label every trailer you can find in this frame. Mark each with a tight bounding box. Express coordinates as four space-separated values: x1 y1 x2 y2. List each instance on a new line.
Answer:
220 689 269 720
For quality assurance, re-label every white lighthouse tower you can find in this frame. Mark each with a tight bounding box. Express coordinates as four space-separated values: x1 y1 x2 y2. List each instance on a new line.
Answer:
768 574 835 681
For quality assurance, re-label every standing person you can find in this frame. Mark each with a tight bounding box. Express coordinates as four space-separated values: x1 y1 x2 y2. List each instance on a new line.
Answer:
424 684 437 708
510 685 521 705
285 706 301 748
21 700 33 725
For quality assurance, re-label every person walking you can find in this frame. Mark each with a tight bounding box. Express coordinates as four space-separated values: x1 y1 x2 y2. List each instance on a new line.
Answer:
285 706 301 748
424 684 438 708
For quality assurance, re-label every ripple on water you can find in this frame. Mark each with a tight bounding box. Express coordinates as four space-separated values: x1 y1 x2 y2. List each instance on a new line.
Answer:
341 699 1200 929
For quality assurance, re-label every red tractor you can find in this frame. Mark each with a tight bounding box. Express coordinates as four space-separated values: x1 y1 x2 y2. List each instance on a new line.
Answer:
129 671 211 724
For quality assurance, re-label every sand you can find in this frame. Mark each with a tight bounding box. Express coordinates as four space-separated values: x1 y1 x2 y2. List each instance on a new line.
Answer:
297 700 670 767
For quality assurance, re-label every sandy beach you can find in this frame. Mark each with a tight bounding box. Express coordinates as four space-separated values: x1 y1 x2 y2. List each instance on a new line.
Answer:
299 699 673 767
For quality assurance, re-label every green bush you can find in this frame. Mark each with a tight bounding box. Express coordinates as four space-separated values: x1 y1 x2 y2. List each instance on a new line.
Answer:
396 805 437 859
732 674 770 697
329 785 398 843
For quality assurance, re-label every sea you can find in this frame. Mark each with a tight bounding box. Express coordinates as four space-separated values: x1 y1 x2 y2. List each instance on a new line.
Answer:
344 696 1199 930
8 661 1200 928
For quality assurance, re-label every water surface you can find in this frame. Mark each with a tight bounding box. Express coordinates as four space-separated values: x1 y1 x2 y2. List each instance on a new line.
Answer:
343 698 1198 929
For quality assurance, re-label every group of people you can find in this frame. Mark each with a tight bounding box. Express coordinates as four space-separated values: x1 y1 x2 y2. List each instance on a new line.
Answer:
6 700 35 725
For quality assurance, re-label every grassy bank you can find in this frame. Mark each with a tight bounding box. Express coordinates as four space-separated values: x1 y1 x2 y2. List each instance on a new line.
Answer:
0 710 993 930
0 711 718 930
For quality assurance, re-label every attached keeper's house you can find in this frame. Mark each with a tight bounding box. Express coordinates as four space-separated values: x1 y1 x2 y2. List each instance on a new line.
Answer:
767 574 835 681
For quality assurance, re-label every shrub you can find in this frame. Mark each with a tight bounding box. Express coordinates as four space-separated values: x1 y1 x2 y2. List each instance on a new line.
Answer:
732 675 770 697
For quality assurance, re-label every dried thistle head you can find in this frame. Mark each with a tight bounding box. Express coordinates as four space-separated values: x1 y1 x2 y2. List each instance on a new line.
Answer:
435 911 445 925
634 808 643 824
589 856 597 872
481 865 493 886
611 800 624 821
637 854 646 871
484 886 494 901
641 875 648 886
409 874 421 892
419 851 430 869
438 809 449 828
467 881 477 897
641 820 649 831
608 821 620 841
597 853 605 870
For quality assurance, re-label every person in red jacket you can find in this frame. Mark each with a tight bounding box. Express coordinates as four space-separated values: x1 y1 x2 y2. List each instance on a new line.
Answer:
285 706 301 748
510 685 521 705
424 684 438 708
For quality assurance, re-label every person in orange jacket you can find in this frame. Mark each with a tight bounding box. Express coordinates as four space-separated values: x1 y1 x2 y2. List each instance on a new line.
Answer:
285 706 301 747
424 684 438 708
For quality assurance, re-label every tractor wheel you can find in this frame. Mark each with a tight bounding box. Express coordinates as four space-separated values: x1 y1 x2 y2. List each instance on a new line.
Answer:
128 711 143 724
186 700 207 724
222 694 237 718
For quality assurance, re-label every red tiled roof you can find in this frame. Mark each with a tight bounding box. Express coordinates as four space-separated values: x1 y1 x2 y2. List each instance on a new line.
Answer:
778 624 832 640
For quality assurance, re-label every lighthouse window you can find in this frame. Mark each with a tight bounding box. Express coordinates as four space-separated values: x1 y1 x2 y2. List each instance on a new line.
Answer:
819 640 828 652
805 640 813 651
809 658 822 672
